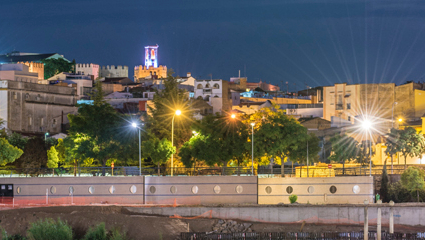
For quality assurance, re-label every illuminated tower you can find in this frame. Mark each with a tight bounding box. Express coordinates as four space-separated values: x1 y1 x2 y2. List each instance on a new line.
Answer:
145 45 158 69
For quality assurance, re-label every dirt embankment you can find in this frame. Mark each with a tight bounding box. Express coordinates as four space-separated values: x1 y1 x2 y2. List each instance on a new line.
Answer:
0 206 423 240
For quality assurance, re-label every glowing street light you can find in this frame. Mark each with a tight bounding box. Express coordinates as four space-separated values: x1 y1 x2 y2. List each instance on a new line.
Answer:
131 122 142 176
171 109 181 176
398 118 403 123
250 122 255 176
231 114 236 119
362 118 373 177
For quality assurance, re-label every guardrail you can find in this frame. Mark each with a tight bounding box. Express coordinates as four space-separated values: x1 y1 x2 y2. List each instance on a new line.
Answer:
0 165 420 177
181 232 425 240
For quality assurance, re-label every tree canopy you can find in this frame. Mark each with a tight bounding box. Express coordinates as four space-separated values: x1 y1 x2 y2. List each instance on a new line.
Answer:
142 136 175 175
67 81 123 174
0 138 23 166
42 58 74 79
401 166 425 202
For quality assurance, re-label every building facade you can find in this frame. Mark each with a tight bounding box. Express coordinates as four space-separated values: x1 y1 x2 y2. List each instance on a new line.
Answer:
99 65 128 78
0 80 77 134
76 63 100 79
0 64 39 83
134 65 167 81
323 82 425 124
195 79 230 114
17 62 44 81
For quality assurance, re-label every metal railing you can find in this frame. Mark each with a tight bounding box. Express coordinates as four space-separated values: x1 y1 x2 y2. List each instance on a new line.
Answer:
181 232 425 240
0 165 420 178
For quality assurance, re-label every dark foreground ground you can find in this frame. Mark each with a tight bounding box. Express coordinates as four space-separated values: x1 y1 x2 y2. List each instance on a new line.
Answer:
0 206 422 240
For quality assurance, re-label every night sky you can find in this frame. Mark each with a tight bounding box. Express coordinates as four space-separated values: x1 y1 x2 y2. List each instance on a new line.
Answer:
2 0 425 90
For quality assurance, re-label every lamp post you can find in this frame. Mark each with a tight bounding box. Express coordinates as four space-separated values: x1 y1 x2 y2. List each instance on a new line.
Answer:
171 109 181 176
45 132 49 141
362 119 373 177
251 122 255 176
307 139 309 178
131 122 142 176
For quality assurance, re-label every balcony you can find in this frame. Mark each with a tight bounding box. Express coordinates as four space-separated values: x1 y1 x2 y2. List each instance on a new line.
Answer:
336 103 343 110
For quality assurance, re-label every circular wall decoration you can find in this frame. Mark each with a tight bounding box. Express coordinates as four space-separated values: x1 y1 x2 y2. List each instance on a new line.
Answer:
109 186 115 194
149 186 156 194
353 185 360 194
16 187 21 194
235 185 243 194
191 186 199 194
69 186 74 194
130 185 137 194
88 186 95 194
265 186 272 194
286 186 293 194
50 186 56 194
170 186 177 194
213 185 221 194
307 186 315 194
330 186 337 194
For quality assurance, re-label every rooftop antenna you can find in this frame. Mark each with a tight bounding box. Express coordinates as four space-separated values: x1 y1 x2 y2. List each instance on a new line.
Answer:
244 64 246 77
239 70 240 78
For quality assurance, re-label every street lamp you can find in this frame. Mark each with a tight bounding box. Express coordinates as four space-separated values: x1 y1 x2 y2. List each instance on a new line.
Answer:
171 109 181 176
362 119 373 177
250 122 255 176
398 118 403 123
231 114 236 119
131 122 142 176
44 132 49 141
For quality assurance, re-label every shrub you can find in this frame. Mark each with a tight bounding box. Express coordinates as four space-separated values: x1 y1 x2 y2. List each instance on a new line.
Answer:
1 228 26 240
83 223 107 240
27 218 72 240
109 228 128 240
289 194 298 204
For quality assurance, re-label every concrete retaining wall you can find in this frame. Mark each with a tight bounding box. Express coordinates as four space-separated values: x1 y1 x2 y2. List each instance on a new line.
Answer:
144 176 257 205
127 204 425 227
0 177 144 204
258 176 374 204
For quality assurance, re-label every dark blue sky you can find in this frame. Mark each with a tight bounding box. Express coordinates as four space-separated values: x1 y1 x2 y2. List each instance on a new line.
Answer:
2 0 425 90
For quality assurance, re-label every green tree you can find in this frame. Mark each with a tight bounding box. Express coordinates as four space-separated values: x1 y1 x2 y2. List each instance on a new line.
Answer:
250 107 311 176
7 132 28 150
67 81 123 175
41 58 73 79
398 127 425 169
179 114 249 174
147 76 192 148
385 128 400 168
0 138 23 166
289 133 321 165
47 146 59 169
329 133 359 174
400 166 425 202
14 138 48 175
380 161 389 202
142 137 175 175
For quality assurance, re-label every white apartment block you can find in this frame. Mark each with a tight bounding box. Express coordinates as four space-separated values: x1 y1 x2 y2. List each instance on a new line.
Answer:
75 63 100 79
99 65 128 78
194 79 231 114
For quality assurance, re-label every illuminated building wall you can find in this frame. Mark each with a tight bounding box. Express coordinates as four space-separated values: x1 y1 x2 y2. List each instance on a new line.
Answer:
17 61 44 80
76 63 100 80
134 65 167 81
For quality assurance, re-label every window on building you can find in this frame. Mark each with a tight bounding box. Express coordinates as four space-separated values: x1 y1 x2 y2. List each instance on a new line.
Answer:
213 83 219 89
197 84 203 89
13 92 17 99
25 93 29 100
348 116 351 121
347 103 351 109
205 83 211 88
36 94 41 101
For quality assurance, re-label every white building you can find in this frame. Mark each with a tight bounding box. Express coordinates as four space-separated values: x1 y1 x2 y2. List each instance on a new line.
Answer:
177 72 196 86
281 104 324 119
99 65 128 78
47 72 93 99
75 63 100 79
0 64 39 83
194 79 234 114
